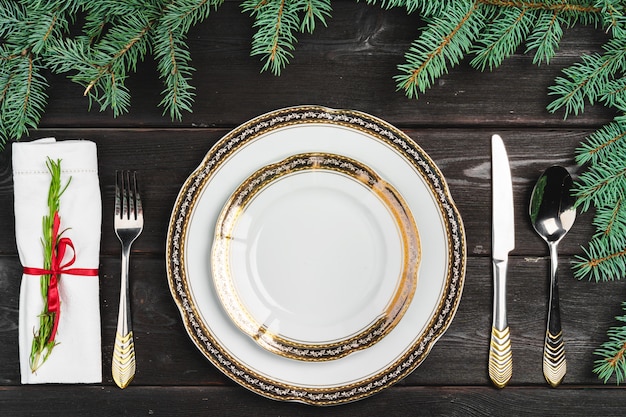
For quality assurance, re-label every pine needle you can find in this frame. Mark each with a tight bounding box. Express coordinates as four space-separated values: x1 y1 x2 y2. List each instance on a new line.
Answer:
593 302 626 384
394 1 484 99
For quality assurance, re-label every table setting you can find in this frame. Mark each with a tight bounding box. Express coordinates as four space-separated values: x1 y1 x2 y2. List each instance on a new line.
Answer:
3 2 626 416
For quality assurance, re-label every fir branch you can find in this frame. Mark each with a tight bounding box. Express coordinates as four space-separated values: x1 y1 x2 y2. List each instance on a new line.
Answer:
0 0 233 144
591 197 626 243
153 26 196 121
154 0 222 120
159 0 223 33
573 156 626 211
26 9 64 55
80 1 148 43
525 9 562 65
299 0 332 32
479 0 602 15
0 1 79 148
87 12 155 83
0 1 26 40
365 0 452 15
0 51 48 149
242 0 331 75
548 36 626 117
575 118 626 165
573 236 626 281
593 302 626 384
65 8 158 116
395 0 484 99
243 0 301 75
600 78 626 111
571 118 626 284
470 5 537 71
600 0 626 38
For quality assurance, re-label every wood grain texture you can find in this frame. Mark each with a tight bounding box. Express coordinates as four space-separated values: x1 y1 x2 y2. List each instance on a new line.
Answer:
1 2 625 415
2 386 626 416
36 2 614 129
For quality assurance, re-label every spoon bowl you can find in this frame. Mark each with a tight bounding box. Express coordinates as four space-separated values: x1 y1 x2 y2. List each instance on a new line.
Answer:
530 167 576 245
529 165 576 387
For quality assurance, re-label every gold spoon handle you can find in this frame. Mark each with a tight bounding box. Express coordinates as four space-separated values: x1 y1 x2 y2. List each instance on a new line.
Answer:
543 242 566 387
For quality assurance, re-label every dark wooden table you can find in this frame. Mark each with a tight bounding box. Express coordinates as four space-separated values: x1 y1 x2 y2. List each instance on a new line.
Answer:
2 3 625 416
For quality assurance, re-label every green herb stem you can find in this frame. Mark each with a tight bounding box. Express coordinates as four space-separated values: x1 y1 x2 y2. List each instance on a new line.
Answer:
29 157 70 373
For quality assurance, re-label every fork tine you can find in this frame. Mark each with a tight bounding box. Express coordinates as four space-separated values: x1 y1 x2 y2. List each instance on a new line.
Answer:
128 171 136 221
115 171 122 218
122 171 129 220
132 172 142 219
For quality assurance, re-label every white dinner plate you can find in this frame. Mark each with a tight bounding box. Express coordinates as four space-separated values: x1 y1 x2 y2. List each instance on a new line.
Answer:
166 106 466 405
211 152 420 361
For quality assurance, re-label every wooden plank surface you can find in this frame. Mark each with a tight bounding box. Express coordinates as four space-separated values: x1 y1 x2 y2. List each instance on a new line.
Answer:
3 386 626 416
1 1 625 415
37 2 614 129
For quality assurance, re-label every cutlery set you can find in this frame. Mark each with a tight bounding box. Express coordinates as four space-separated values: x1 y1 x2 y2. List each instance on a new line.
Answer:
490 134 576 389
112 137 573 391
106 135 573 391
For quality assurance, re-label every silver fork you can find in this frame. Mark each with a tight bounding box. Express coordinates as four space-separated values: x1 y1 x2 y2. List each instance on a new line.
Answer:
112 171 143 389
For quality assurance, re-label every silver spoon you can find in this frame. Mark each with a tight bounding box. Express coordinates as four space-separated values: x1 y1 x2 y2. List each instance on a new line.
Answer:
529 166 576 387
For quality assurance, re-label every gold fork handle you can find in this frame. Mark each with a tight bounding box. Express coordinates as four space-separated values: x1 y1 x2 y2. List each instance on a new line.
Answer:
112 330 135 389
112 244 135 389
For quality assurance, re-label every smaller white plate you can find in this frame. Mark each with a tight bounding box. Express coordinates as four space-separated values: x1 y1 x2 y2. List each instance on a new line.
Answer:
167 106 466 405
212 153 420 361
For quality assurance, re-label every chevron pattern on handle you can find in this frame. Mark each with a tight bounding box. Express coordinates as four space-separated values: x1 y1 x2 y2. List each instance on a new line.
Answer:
543 330 566 387
112 331 136 389
489 326 512 388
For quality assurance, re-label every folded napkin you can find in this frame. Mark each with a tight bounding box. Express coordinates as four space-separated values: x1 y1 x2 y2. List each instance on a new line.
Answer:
13 138 102 384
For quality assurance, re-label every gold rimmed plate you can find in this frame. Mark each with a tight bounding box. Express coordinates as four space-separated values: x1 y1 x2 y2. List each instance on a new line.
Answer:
211 152 420 361
166 106 466 405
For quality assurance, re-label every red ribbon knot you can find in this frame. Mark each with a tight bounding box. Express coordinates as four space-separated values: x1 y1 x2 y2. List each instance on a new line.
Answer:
23 212 98 343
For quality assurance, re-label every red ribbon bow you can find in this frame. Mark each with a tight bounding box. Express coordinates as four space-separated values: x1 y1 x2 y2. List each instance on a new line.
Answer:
23 212 98 343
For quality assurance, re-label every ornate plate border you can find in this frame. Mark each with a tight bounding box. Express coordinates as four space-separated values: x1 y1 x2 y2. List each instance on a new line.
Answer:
212 152 420 361
166 106 466 405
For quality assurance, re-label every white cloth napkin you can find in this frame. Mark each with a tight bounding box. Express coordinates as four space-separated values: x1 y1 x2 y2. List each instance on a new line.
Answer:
13 138 102 384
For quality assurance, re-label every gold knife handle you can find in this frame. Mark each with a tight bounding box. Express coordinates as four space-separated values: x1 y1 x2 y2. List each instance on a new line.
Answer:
489 326 512 388
490 258 512 388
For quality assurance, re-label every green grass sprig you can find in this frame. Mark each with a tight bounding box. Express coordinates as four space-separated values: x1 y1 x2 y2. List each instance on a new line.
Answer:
29 157 71 373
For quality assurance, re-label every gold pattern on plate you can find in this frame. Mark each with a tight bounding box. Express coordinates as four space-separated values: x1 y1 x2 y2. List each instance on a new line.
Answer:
166 106 467 405
211 152 421 361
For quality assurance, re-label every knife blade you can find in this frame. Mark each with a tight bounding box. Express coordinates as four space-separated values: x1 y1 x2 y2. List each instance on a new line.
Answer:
489 134 514 388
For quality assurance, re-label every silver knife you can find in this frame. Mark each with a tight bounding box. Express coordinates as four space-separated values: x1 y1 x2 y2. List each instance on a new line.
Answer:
489 134 514 388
